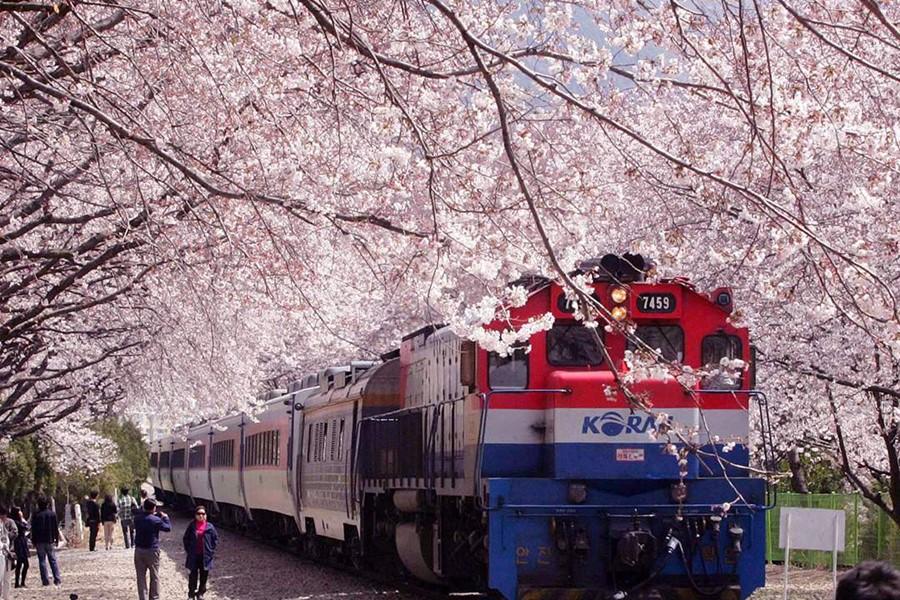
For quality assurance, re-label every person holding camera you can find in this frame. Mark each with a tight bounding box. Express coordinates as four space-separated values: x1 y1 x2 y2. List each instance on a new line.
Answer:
133 498 171 600
11 507 29 588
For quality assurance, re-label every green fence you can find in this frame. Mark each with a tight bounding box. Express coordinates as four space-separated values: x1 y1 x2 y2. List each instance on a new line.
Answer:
766 493 900 567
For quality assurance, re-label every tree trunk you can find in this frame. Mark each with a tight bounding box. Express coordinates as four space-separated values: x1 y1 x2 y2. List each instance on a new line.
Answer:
787 447 809 494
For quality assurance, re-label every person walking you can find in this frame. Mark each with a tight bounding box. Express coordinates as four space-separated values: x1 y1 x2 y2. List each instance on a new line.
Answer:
101 494 118 550
30 496 61 587
0 506 16 600
182 506 218 600
118 487 139 549
11 507 29 588
134 498 171 600
85 491 101 552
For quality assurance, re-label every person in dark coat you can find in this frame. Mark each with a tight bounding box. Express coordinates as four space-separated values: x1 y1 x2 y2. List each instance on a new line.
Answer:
10 507 29 588
100 494 117 550
29 497 60 586
182 506 218 600
84 491 101 552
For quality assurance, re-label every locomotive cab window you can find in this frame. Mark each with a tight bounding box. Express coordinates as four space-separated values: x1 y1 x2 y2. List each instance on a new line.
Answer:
627 325 684 362
488 345 529 389
547 324 604 367
701 334 743 390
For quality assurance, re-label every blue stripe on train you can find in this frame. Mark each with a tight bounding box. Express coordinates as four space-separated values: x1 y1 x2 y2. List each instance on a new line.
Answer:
482 443 749 479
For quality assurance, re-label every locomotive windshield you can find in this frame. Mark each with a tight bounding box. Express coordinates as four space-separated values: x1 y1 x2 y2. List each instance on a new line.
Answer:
547 324 604 366
627 325 684 362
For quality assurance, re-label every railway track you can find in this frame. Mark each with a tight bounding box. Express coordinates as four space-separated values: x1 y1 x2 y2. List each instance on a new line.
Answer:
204 511 480 600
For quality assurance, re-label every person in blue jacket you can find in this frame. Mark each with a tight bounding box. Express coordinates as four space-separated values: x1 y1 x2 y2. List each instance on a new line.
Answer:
133 498 171 600
182 506 218 600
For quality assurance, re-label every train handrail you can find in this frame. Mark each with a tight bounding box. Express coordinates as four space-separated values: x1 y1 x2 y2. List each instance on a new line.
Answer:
353 395 469 497
697 389 776 509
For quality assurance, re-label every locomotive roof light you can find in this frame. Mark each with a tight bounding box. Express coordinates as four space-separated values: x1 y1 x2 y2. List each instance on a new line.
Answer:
610 286 628 304
711 286 734 314
611 306 628 321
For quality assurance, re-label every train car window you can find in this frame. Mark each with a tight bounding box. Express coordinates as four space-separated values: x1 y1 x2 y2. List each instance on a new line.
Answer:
547 324 604 367
189 445 205 469
460 340 477 389
211 439 234 467
488 346 529 389
338 419 345 460
701 334 743 390
150 452 158 468
627 325 684 362
314 424 320 461
172 449 185 468
330 419 337 461
320 422 329 461
245 430 279 466
307 424 313 462
159 451 170 468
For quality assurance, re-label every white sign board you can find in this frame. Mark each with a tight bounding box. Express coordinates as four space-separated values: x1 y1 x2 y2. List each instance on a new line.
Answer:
779 507 845 552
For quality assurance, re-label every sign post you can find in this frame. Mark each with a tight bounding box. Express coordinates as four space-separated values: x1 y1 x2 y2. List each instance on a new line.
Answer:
783 512 791 600
832 513 840 592
779 507 846 599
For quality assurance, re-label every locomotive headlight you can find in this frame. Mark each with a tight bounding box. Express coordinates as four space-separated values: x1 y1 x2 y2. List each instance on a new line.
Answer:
611 306 628 321
610 286 628 304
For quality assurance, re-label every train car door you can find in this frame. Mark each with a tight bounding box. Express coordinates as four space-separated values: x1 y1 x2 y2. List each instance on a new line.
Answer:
237 414 253 523
287 390 305 534
206 428 219 514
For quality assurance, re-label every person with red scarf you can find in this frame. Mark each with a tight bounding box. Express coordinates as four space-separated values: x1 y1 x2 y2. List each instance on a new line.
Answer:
182 506 218 600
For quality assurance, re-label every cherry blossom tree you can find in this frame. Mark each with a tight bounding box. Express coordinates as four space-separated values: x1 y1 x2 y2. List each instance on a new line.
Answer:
1 0 898 523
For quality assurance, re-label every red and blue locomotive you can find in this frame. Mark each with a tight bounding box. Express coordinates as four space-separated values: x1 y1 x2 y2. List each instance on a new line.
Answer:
151 254 770 600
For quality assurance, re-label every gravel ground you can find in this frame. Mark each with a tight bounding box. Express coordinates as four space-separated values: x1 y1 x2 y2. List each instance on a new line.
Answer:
9 516 416 600
8 517 839 600
749 564 839 600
